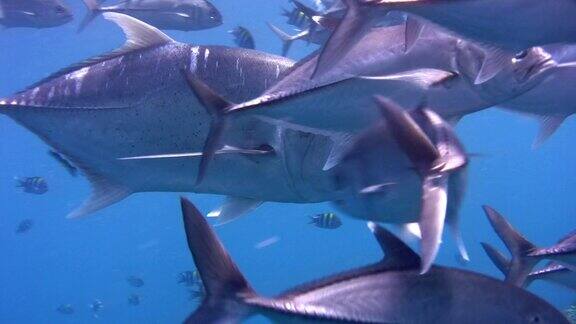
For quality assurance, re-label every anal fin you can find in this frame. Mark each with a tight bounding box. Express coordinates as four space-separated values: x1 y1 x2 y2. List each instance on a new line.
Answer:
533 114 568 149
67 173 131 219
419 174 448 274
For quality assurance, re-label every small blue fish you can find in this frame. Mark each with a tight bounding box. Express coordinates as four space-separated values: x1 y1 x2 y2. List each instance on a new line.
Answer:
15 219 33 234
229 26 255 49
128 294 140 306
126 275 144 288
15 177 48 195
90 299 103 318
309 212 342 229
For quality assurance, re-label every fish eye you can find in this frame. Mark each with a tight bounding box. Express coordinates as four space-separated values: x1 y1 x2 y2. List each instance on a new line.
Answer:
528 315 541 323
514 50 528 60
55 6 66 14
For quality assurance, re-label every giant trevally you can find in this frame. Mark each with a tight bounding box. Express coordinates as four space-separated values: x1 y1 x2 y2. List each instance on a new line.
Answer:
0 0 73 29
482 243 576 292
0 13 308 218
192 20 556 186
312 0 576 79
331 96 469 273
483 205 576 286
499 44 576 147
179 197 569 323
79 0 222 32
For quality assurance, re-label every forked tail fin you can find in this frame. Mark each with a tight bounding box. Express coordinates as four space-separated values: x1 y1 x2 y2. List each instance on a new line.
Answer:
78 0 102 32
482 205 540 287
180 197 256 323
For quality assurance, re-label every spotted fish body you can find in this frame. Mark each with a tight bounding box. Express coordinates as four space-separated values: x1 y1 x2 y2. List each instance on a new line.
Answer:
0 13 352 218
0 0 73 28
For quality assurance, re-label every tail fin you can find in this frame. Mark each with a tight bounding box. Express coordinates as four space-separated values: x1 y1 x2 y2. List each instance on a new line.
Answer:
267 22 299 57
180 197 255 323
482 205 540 287
481 242 511 276
78 0 101 32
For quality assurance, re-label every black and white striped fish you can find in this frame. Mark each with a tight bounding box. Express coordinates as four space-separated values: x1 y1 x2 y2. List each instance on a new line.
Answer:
309 212 342 229
229 26 255 49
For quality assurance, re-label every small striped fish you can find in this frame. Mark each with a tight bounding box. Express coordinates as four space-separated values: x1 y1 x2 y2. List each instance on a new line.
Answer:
309 213 342 229
229 26 255 49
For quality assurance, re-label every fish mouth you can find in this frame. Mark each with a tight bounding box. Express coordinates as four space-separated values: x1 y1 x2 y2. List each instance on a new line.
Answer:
520 57 556 83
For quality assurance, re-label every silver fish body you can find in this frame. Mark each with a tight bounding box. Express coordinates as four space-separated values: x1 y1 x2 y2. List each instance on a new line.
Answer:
370 0 576 52
81 0 222 31
228 22 555 134
0 14 314 217
0 0 72 28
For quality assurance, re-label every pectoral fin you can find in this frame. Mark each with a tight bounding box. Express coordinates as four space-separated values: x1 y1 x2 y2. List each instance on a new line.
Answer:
207 197 263 226
418 175 448 274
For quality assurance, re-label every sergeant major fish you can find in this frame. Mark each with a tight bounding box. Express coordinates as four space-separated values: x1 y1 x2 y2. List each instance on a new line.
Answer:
0 0 72 29
229 26 255 50
179 197 569 323
79 0 222 31
309 212 342 229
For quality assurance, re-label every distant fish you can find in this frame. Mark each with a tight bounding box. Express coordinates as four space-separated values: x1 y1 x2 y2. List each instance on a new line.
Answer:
15 177 48 195
309 212 342 229
0 0 73 29
126 275 144 288
15 219 33 234
79 0 222 32
229 26 255 50
90 299 103 318
254 236 280 249
56 304 74 315
188 285 205 302
177 270 200 287
482 205 576 286
48 150 78 177
128 294 140 306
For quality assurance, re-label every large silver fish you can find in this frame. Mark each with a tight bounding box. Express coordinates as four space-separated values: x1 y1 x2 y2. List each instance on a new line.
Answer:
0 13 307 218
180 197 569 323
332 96 469 273
312 0 576 78
0 0 72 28
499 44 576 147
79 0 222 31
483 206 576 287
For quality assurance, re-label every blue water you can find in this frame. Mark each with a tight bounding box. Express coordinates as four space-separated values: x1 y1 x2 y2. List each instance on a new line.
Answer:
1 0 575 322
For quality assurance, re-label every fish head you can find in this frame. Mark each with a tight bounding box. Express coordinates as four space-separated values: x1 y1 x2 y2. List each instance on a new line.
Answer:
509 47 556 87
21 0 73 27
178 1 222 30
456 43 556 99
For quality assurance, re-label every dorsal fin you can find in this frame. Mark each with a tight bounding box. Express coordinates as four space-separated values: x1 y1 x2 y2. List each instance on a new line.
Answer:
367 222 420 268
102 12 174 52
17 13 175 94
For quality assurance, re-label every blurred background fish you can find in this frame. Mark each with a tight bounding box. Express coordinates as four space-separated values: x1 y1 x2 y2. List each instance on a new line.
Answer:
126 275 144 288
0 0 73 29
128 294 140 306
309 212 342 229
79 0 222 31
229 26 255 49
15 177 48 195
15 219 33 234
56 304 74 315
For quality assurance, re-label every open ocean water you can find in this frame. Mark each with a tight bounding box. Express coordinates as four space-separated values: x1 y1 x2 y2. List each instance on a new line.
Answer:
0 0 575 323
